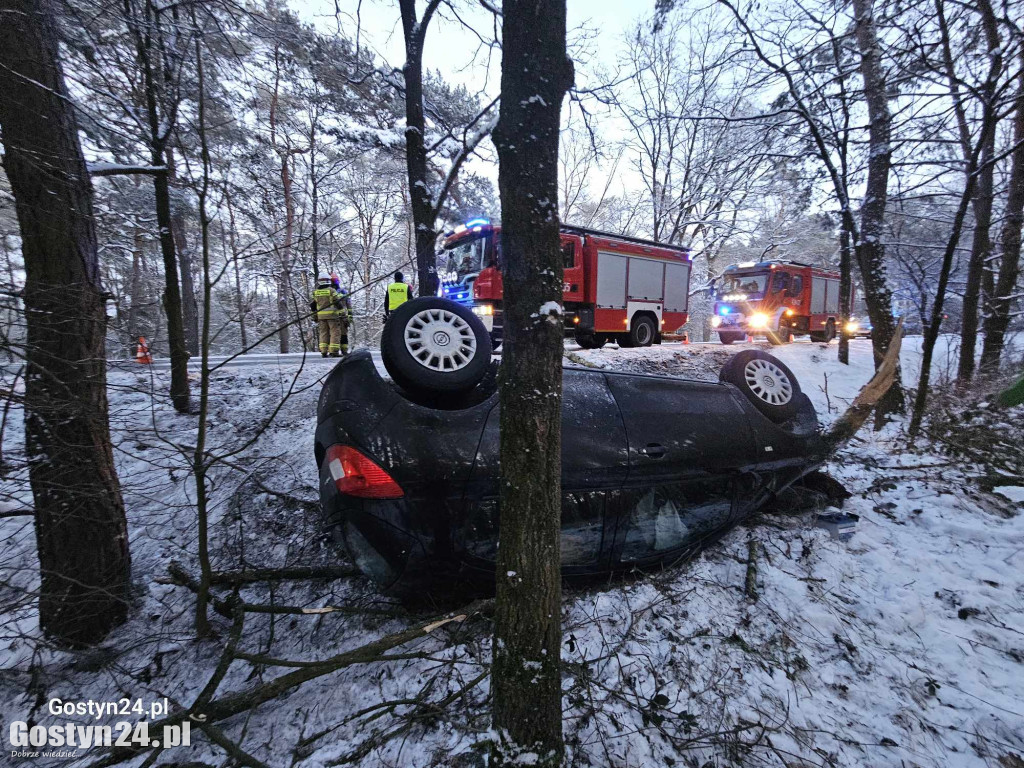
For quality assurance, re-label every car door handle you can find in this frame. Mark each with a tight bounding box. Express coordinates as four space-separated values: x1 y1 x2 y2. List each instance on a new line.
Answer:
639 443 666 459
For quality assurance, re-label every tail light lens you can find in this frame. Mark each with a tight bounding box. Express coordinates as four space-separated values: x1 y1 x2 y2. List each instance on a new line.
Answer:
325 445 404 499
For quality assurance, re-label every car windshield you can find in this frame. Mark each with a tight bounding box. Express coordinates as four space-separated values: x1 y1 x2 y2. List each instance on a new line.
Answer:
722 273 768 297
444 235 489 284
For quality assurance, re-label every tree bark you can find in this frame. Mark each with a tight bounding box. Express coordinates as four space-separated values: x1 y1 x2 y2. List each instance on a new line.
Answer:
491 1 573 765
981 51 1024 373
851 0 905 423
956 0 1001 383
0 0 131 647
399 0 442 298
167 146 200 357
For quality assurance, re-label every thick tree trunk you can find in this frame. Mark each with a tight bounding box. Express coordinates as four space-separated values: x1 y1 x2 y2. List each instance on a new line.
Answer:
0 0 131 647
167 147 200 357
957 0 1001 383
981 53 1024 373
851 0 905 423
491 1 573 765
399 0 441 298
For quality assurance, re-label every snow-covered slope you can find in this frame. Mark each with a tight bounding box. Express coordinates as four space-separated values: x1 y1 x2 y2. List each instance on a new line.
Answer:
0 338 1021 767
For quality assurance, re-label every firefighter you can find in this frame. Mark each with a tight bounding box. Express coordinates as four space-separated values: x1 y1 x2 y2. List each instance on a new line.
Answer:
310 273 347 357
384 271 411 321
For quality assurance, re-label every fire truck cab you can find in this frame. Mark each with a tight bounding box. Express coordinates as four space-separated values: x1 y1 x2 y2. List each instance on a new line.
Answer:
712 260 843 345
440 219 692 348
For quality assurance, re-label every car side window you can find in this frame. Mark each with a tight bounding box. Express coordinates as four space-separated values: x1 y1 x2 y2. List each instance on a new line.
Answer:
619 481 733 563
789 275 803 296
462 492 604 566
562 241 576 269
773 272 790 293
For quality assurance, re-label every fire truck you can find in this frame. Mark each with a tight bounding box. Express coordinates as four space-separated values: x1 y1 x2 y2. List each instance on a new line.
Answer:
440 219 692 348
711 260 844 345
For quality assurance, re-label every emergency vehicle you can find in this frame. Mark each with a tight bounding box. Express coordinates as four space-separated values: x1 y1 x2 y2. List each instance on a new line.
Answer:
711 260 844 345
439 219 692 347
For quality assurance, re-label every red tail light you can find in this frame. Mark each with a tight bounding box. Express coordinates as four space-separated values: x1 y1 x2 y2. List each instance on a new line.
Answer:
325 445 404 499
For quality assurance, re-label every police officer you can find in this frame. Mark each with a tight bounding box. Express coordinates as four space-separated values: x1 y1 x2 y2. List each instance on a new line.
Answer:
384 271 411 320
310 273 349 357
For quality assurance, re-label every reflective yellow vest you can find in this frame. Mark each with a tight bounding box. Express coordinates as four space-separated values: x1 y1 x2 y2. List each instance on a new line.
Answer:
312 287 340 319
387 282 410 310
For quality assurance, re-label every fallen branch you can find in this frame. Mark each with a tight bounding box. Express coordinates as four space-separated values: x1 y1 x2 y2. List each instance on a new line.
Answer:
821 318 904 452
744 537 759 602
159 562 380 620
210 565 360 585
83 601 492 768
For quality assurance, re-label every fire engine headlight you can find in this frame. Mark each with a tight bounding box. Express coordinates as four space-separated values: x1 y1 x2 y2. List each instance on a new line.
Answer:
749 313 769 329
472 305 494 316
845 321 859 332
711 316 722 328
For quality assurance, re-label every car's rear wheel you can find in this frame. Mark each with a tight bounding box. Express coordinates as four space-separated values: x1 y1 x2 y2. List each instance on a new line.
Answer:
630 315 657 347
381 297 490 396
720 350 802 423
575 332 598 349
824 318 836 343
719 331 744 345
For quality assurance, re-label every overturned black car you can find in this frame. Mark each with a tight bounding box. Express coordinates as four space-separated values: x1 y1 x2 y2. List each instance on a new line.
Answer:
315 297 828 595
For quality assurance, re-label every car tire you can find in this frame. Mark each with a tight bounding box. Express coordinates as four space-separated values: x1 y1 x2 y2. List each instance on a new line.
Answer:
593 333 608 348
770 322 792 345
719 331 743 345
575 333 598 349
630 315 657 347
381 297 491 396
824 318 836 343
720 350 802 423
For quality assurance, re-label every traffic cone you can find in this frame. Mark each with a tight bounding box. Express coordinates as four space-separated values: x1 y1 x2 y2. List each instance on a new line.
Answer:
683 332 689 344
136 336 152 364
747 334 755 343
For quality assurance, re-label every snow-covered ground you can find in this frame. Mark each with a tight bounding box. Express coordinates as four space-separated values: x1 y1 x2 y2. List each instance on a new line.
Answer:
1 336 1022 767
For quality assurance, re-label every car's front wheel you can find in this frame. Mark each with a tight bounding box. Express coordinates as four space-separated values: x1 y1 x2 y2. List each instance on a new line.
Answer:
720 350 802 423
381 297 491 396
718 331 744 345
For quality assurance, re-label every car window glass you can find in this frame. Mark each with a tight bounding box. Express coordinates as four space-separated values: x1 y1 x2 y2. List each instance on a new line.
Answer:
773 272 789 293
620 481 733 563
463 492 604 566
562 241 576 270
790 275 803 295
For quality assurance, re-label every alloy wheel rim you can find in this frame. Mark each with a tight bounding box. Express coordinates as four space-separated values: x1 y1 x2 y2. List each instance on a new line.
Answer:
404 308 477 372
744 359 793 406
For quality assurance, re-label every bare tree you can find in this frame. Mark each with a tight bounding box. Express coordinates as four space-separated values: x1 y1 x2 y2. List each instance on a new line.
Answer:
850 0 905 421
981 48 1024 372
0 0 130 646
490 0 573 763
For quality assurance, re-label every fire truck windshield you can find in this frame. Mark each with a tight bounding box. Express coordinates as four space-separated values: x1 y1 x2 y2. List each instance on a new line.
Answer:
444 235 489 283
722 273 768 298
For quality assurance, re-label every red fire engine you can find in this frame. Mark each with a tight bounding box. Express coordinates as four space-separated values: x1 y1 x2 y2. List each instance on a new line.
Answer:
440 220 692 348
711 260 845 344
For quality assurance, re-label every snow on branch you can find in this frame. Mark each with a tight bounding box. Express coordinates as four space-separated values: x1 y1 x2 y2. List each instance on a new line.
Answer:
87 162 167 177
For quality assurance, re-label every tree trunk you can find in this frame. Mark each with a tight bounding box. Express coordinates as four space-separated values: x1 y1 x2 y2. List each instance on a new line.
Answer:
838 224 853 365
226 197 249 353
851 0 905 423
0 0 131 647
167 147 200 357
981 51 1024 373
399 0 441 298
127 225 145 357
956 0 1001 383
130 0 190 412
491 1 573 765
